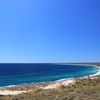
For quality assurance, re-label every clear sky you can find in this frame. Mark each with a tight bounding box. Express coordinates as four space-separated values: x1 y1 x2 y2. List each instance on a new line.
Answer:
0 0 100 63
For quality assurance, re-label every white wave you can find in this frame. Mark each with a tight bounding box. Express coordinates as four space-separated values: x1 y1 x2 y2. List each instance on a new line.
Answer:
81 68 100 79
3 85 17 88
56 77 74 82
89 68 100 77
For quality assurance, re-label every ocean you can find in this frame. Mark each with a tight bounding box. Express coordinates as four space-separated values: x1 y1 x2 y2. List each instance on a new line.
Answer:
0 63 99 86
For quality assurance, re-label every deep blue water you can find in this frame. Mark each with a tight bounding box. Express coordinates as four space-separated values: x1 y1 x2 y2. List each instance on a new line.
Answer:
0 63 99 86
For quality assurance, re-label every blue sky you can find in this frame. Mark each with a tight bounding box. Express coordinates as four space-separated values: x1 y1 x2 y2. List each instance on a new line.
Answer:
0 0 100 63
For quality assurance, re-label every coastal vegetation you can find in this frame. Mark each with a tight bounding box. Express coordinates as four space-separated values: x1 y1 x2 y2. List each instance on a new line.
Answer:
0 76 100 100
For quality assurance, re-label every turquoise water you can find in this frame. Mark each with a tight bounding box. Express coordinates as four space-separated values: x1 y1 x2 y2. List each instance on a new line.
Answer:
0 63 99 86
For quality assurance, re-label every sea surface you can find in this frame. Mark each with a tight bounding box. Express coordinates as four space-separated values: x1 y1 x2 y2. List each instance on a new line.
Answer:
0 63 99 86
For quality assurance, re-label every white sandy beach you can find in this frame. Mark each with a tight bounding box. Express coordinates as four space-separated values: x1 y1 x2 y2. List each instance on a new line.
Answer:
0 89 32 95
41 79 75 89
0 79 76 95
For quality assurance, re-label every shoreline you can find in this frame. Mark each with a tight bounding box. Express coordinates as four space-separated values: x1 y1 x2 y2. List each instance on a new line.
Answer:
3 64 100 87
0 64 100 95
39 64 100 89
1 65 100 87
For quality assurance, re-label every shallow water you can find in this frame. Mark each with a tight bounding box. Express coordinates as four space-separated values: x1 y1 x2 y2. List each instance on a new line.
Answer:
0 63 99 86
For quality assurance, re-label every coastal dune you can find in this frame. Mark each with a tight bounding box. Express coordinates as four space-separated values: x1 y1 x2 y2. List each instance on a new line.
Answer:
0 74 99 96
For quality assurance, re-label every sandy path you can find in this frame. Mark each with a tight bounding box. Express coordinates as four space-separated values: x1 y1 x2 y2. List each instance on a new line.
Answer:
0 89 32 95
